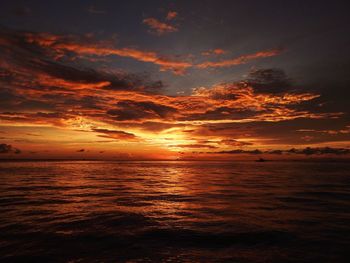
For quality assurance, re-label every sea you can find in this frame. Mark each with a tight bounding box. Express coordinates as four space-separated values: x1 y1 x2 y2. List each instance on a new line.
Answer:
0 160 349 262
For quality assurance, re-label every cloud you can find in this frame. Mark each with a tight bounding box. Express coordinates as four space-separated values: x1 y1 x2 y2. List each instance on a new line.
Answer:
209 147 350 155
184 82 328 123
92 128 138 141
1 26 345 156
197 49 283 69
0 27 166 91
0 30 335 130
143 10 178 35
166 11 178 21
297 125 350 135
169 144 218 149
77 149 85 152
219 139 253 147
0 144 21 154
107 100 178 121
201 49 226 56
143 17 178 35
23 30 190 74
213 149 263 154
0 144 13 153
246 68 292 93
3 27 283 74
285 147 350 155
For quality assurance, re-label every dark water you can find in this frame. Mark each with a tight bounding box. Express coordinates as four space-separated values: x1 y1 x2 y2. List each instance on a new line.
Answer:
0 161 350 262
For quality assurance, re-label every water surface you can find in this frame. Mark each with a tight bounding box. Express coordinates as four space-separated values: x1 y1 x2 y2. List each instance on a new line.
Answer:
0 161 349 262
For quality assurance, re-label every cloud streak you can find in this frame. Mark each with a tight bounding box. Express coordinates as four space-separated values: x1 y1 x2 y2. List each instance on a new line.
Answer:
197 49 283 69
166 11 178 21
210 147 350 156
92 128 139 141
201 49 226 56
0 144 21 154
143 18 178 35
24 30 191 74
20 28 282 74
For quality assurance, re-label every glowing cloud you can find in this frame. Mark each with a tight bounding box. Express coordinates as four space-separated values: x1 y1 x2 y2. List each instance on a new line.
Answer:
166 11 178 20
197 49 283 68
143 18 178 35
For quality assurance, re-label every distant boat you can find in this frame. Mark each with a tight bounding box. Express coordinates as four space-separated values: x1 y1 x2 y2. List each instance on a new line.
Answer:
255 158 267 162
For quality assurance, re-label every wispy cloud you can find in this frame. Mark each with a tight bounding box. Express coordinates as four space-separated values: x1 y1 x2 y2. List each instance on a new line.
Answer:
92 128 139 141
143 17 178 35
201 49 226 56
169 144 218 149
15 28 284 74
25 30 191 74
197 49 283 69
166 11 178 21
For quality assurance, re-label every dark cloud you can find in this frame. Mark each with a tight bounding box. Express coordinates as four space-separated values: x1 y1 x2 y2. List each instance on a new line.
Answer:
246 68 292 93
179 107 257 122
237 118 350 146
0 144 12 153
0 26 164 94
169 144 218 149
0 89 57 112
0 143 21 154
285 147 350 155
0 26 170 126
92 128 138 141
14 148 21 154
77 149 85 152
214 149 263 154
267 150 283 155
107 100 177 121
210 147 350 155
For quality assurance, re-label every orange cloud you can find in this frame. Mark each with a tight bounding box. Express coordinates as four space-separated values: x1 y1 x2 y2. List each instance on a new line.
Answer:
25 32 191 74
143 18 178 35
297 126 350 135
37 75 111 90
168 144 218 149
2 27 346 158
197 49 283 68
23 31 283 74
166 11 178 20
92 128 139 141
201 49 226 56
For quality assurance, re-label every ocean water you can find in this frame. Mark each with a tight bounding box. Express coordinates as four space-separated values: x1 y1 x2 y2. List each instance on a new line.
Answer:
0 160 350 262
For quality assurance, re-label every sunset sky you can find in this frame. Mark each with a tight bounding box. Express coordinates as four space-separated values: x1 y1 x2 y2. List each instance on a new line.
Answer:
0 0 350 160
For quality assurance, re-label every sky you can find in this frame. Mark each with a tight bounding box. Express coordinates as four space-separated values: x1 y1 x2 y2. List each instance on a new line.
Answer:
0 0 350 160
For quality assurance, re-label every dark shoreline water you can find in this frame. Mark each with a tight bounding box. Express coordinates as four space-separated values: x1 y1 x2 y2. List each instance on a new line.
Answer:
1 161 350 262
